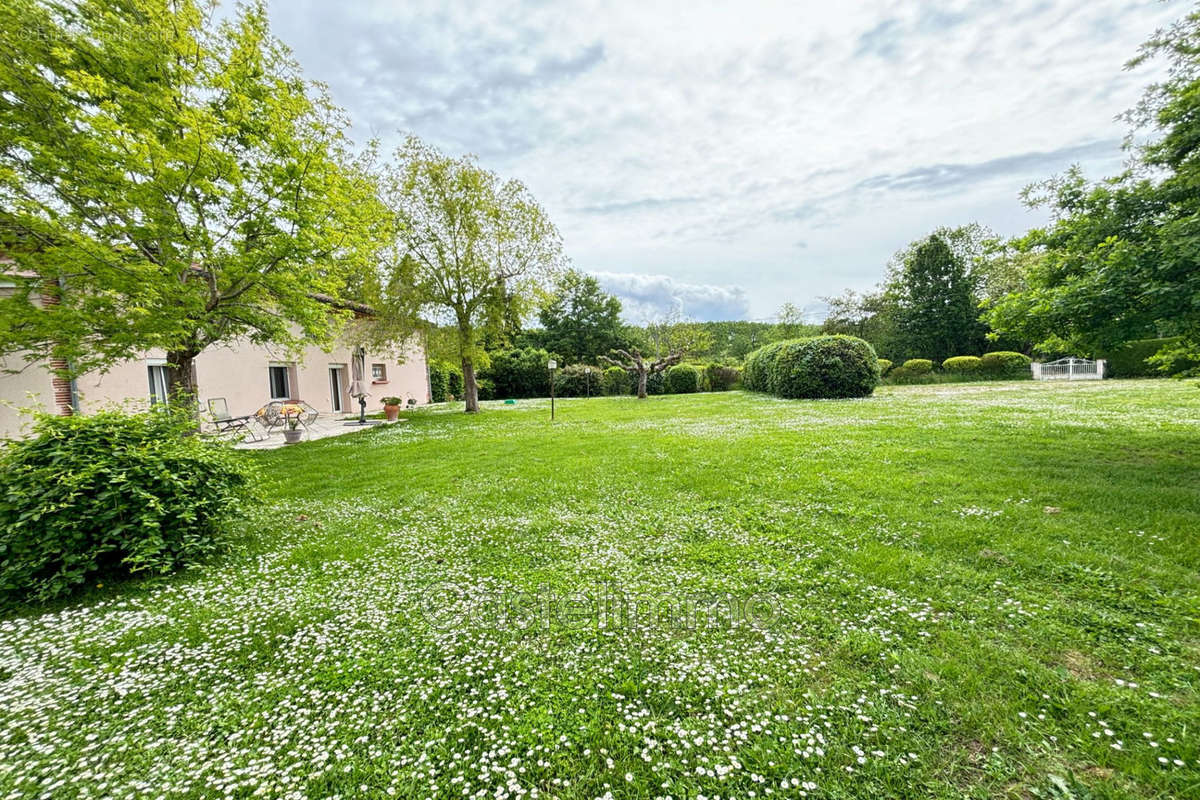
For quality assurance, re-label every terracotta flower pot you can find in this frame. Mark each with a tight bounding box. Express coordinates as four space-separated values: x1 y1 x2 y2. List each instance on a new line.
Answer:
383 404 401 422
283 428 303 444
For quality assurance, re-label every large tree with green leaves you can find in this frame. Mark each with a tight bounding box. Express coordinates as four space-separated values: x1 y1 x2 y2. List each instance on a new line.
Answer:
383 137 563 413
985 7 1200 366
536 270 625 363
888 231 987 362
0 0 386 405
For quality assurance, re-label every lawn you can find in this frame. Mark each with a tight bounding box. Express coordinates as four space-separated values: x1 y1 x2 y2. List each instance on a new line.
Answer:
2 381 1198 799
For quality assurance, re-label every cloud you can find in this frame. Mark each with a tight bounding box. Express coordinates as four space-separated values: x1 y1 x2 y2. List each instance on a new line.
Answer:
262 0 1183 319
590 272 751 323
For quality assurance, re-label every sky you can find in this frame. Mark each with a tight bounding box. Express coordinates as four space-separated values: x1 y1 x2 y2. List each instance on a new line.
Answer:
266 0 1185 322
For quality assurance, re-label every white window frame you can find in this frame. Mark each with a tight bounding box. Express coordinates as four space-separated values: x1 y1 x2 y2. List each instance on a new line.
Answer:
371 362 387 382
147 359 169 406
268 364 291 401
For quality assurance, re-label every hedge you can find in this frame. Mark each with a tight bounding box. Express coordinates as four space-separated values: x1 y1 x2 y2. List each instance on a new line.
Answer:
428 362 451 402
942 356 981 374
601 366 631 396
979 351 1031 377
665 364 702 394
705 363 741 391
877 359 893 376
554 364 602 397
1099 336 1198 378
901 359 934 375
0 411 254 605
744 336 879 399
483 347 551 399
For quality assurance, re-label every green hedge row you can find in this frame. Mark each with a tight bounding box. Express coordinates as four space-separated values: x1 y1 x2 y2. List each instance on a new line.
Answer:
744 336 879 399
884 351 1032 383
1098 337 1198 378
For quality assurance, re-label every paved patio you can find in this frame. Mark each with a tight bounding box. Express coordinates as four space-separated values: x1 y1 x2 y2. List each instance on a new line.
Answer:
231 416 401 450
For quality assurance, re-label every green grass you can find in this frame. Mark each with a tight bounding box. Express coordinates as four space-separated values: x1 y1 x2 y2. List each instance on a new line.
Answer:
2 381 1199 799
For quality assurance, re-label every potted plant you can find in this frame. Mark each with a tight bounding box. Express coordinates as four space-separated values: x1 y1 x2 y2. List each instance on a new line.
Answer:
382 396 403 422
281 404 304 444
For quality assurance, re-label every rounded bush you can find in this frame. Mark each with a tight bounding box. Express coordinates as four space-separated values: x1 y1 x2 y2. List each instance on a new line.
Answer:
665 364 702 394
877 359 893 376
943 356 982 374
553 364 602 397
601 366 631 396
742 341 787 394
705 363 741 391
0 411 254 604
979 351 1031 377
745 336 879 399
901 359 934 375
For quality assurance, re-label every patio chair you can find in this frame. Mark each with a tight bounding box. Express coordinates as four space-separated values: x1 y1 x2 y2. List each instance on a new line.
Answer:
207 397 263 442
254 401 286 437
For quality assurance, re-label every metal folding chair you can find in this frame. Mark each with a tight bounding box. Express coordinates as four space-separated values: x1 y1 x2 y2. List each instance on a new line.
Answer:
207 398 263 441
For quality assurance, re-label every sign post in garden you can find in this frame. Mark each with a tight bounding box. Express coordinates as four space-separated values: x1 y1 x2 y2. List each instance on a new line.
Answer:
548 359 557 421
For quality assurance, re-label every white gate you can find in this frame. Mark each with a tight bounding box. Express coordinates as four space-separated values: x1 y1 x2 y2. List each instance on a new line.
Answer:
1031 357 1106 381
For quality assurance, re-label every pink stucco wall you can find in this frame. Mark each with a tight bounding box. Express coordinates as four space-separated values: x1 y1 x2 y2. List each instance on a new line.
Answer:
0 336 428 439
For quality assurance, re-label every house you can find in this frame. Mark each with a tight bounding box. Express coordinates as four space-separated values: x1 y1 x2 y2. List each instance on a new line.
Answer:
0 277 429 439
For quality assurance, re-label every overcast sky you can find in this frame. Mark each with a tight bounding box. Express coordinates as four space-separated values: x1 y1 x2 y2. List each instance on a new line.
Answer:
267 0 1184 322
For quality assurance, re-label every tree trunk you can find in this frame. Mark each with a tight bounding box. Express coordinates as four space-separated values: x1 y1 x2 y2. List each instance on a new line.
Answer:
461 358 479 413
166 348 201 423
636 367 648 399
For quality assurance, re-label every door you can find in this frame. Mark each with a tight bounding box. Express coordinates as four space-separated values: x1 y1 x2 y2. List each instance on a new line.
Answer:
329 366 345 412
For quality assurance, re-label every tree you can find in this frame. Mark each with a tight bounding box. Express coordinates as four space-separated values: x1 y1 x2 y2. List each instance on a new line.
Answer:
774 302 809 340
0 0 387 406
537 269 625 362
598 348 682 399
383 137 563 412
890 233 986 362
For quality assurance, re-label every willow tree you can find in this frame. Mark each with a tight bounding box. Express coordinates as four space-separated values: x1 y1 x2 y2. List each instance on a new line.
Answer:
384 137 563 412
0 0 386 405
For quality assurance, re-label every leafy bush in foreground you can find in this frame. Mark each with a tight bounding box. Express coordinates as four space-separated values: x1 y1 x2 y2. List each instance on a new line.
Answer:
0 411 254 604
744 336 879 399
665 364 703 394
943 356 982 374
979 351 1031 377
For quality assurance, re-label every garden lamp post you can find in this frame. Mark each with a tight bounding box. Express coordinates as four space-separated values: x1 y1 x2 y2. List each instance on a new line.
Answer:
548 358 557 421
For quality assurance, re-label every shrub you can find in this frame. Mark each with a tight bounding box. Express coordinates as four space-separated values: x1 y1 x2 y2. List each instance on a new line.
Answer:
428 362 450 402
901 358 934 375
483 347 551 399
942 356 982 374
0 411 254 605
979 351 1031 377
877 359 893 376
664 364 702 394
553 364 603 397
744 336 879 399
476 378 496 401
645 370 666 395
705 363 741 391
742 341 787 394
1099 336 1198 377
601 366 632 396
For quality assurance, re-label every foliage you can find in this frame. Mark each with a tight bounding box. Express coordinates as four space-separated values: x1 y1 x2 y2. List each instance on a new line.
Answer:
892 234 987 362
483 347 552 399
877 359 893 375
428 362 450 403
0 410 253 604
382 136 563 412
601 366 632 396
535 271 625 363
664 364 703 394
943 356 982 374
644 370 666 395
704 363 741 391
1098 337 1198 378
0 0 388 402
979 351 1032 378
744 336 878 399
446 366 464 400
900 358 934 375
380 397 403 406
552 364 602 398
985 10 1200 358
741 341 787 394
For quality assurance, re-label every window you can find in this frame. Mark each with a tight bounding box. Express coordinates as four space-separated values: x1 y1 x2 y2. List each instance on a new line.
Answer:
371 363 387 382
268 365 290 400
148 364 169 406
